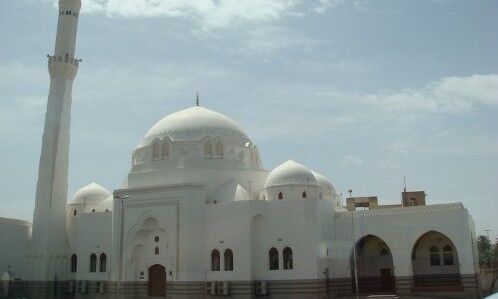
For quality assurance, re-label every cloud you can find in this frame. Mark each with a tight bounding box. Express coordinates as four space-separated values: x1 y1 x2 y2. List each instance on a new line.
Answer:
73 0 299 29
314 0 342 14
362 74 498 113
41 0 365 30
313 0 369 14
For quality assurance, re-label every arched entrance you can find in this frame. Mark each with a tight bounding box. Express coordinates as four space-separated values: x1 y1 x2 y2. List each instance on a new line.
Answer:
148 264 166 297
411 231 461 289
351 235 395 294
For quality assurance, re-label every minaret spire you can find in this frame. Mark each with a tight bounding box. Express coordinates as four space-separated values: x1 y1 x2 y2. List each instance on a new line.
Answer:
29 0 82 282
196 92 200 106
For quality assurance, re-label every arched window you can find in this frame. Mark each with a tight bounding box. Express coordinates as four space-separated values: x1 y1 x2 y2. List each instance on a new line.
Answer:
154 236 159 242
283 247 293 270
211 249 220 271
70 254 77 273
278 192 283 200
429 246 440 266
204 139 212 158
269 247 279 270
442 245 454 265
162 141 169 158
99 253 107 272
154 246 159 255
302 191 307 198
380 248 389 256
90 253 97 272
152 140 160 160
73 209 77 216
215 141 223 158
224 249 233 271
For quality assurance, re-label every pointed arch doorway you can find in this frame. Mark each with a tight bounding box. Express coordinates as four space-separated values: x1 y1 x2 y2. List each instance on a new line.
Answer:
148 264 166 297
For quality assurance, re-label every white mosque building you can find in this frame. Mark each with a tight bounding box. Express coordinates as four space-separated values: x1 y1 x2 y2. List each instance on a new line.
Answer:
0 0 482 298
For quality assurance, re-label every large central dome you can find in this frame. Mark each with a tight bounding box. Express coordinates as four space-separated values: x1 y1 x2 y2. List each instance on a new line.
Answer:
130 106 263 180
144 106 245 140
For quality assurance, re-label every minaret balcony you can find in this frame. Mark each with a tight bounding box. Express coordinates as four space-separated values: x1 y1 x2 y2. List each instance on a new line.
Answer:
47 54 80 79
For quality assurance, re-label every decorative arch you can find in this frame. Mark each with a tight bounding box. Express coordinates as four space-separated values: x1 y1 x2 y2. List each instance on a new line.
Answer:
90 253 97 272
127 214 168 248
214 139 223 158
224 249 233 271
99 253 107 272
350 234 394 294
131 244 145 280
269 247 279 270
211 249 220 271
283 247 293 270
302 191 307 199
152 139 161 160
70 254 77 273
161 140 170 158
430 246 440 266
411 230 461 287
278 192 283 200
204 138 213 158
142 217 160 231
442 245 454 265
133 148 146 165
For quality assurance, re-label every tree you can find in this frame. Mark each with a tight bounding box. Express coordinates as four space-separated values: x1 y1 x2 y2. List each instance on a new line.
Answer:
478 235 493 267
477 235 498 294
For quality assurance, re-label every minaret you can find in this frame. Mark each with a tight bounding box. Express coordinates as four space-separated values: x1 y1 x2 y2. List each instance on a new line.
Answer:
29 0 82 281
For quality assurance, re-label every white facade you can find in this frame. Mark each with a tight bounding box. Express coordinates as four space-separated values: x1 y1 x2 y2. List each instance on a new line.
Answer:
0 104 481 297
0 0 481 298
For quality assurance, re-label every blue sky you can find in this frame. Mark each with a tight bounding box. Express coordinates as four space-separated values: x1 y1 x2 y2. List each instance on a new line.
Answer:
0 0 497 239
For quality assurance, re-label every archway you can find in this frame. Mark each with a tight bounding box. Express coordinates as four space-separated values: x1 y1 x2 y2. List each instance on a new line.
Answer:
351 235 395 294
411 231 461 288
148 264 166 297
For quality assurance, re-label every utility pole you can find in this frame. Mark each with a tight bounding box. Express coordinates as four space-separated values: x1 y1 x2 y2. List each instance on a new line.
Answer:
349 189 359 297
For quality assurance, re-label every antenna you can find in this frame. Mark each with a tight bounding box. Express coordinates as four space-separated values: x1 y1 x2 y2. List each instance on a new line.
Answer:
403 175 407 192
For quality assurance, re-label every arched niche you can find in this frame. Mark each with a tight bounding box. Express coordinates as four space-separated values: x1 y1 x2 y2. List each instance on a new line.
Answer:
411 230 461 288
350 234 395 294
126 215 169 281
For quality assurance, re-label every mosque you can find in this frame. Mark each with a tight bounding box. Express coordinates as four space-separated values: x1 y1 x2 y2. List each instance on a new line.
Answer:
0 0 482 298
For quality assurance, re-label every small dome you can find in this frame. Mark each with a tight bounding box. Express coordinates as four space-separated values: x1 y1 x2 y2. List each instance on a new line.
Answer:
265 160 318 187
96 196 114 212
71 183 111 205
142 106 245 144
312 171 338 196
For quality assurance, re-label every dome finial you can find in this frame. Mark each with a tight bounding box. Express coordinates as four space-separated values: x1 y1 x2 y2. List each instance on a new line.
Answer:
195 92 200 106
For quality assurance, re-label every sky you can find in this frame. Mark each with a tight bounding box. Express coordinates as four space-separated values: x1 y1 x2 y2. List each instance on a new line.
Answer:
0 0 497 239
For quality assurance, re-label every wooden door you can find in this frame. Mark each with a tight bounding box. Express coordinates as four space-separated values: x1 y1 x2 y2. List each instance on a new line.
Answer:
148 264 166 297
380 268 394 292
